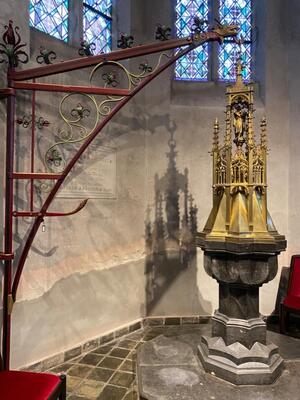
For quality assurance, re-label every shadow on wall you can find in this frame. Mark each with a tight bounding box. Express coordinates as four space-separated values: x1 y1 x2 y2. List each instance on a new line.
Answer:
144 123 211 316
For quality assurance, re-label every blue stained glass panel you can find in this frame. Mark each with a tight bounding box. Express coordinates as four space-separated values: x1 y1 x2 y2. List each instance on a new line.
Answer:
175 0 209 81
84 0 112 18
219 0 252 81
29 0 69 42
83 1 112 54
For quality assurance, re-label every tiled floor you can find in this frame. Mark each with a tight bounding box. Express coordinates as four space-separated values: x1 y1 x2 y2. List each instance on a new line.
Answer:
47 329 147 400
44 320 300 400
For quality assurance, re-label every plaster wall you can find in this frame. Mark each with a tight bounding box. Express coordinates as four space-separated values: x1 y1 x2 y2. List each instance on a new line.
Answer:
0 0 297 369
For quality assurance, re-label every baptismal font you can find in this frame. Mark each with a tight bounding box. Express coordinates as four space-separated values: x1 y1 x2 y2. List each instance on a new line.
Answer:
197 56 286 385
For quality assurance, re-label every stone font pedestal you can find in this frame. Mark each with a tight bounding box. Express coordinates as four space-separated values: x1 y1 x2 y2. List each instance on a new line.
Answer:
197 251 284 385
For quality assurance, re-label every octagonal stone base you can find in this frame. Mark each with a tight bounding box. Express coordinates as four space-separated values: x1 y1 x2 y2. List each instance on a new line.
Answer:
212 311 266 348
198 335 284 385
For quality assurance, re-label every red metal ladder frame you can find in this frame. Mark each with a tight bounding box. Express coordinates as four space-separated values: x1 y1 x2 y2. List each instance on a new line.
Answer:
0 21 238 369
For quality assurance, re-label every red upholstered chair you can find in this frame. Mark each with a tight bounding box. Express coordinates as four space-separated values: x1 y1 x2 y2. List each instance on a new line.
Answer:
0 369 66 400
280 254 300 334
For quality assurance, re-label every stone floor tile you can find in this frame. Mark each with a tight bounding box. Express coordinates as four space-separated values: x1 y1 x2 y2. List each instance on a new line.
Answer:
66 376 83 393
68 364 93 378
127 351 137 362
68 395 90 400
119 359 135 373
109 348 130 359
70 355 84 363
109 371 135 388
123 389 138 400
50 362 74 374
127 331 144 341
118 340 138 350
93 345 114 355
74 379 104 399
87 367 115 383
79 353 103 366
98 356 123 369
96 385 127 400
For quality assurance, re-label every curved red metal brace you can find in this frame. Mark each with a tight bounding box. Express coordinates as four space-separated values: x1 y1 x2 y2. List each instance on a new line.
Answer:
12 199 89 217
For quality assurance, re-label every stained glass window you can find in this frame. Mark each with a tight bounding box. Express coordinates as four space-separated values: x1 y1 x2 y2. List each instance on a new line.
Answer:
219 0 252 81
175 0 252 81
175 0 209 81
83 1 112 55
29 0 69 42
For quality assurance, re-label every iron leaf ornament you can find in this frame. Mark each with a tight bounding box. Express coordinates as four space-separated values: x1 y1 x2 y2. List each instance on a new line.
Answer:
117 33 134 49
155 24 172 41
78 39 96 57
16 115 50 129
0 20 28 68
139 60 153 73
70 103 91 120
102 71 119 87
191 16 208 34
36 46 57 65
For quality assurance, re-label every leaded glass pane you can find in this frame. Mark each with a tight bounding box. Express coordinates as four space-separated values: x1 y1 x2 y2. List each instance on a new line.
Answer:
29 0 69 42
219 0 252 81
175 0 209 81
219 42 251 81
84 0 112 18
83 1 112 54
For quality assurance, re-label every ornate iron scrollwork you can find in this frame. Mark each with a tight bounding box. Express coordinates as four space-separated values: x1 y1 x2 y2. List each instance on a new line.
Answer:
43 51 171 178
0 20 28 67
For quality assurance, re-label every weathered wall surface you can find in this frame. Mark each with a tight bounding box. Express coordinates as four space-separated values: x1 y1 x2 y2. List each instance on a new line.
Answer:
0 0 297 368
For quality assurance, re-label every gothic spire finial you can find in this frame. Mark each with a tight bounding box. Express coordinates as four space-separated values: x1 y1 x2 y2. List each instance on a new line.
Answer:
260 116 267 148
234 36 245 85
213 118 219 151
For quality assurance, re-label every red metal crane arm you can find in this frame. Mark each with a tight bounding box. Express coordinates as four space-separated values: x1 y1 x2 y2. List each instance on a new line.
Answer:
9 33 221 81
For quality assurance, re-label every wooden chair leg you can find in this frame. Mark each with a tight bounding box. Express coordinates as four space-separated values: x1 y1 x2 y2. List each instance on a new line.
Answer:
280 303 288 334
59 375 66 400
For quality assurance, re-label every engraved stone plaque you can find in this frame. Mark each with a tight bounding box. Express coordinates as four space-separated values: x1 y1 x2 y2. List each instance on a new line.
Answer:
57 146 117 199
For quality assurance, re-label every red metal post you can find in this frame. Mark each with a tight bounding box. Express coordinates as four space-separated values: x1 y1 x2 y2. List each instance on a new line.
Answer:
2 74 16 370
30 79 35 211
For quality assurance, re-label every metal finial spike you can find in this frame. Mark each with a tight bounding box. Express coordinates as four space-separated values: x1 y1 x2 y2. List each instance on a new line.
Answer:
260 116 267 148
213 118 219 151
233 35 245 83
